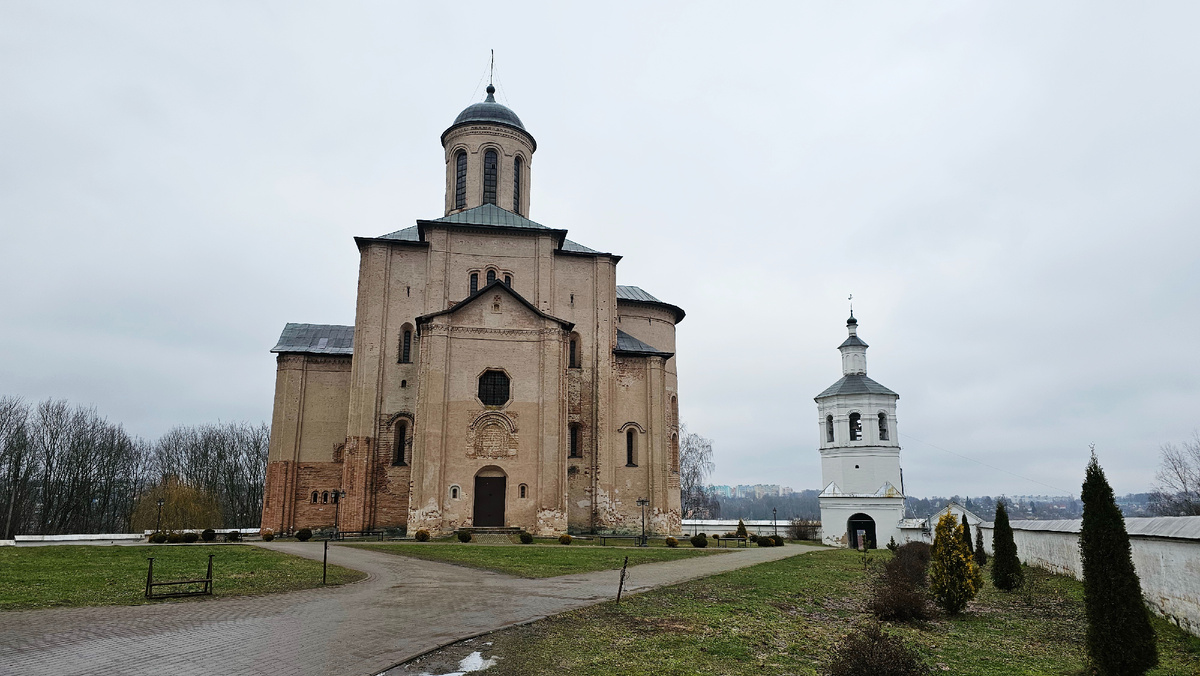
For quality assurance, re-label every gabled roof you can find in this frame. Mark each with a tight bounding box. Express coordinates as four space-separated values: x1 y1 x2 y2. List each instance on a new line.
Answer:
416 279 574 331
616 285 686 323
430 203 550 230
614 329 673 359
271 323 354 355
815 374 898 400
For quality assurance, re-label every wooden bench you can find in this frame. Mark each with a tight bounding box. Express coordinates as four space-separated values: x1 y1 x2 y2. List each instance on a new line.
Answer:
597 535 648 547
713 536 748 548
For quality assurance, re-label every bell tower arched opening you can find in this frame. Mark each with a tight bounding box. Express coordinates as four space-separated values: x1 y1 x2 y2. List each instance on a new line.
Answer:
847 513 876 550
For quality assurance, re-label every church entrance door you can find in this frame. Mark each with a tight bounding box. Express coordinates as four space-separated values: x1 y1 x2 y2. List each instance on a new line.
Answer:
473 475 506 527
847 513 876 550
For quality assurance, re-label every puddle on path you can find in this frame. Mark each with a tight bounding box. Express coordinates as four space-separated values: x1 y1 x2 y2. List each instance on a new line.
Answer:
383 638 500 676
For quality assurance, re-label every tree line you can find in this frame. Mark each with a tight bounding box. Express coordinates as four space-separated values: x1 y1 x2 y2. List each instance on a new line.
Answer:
0 396 268 538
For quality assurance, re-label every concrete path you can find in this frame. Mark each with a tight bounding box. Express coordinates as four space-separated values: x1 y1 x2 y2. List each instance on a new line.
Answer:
0 541 821 676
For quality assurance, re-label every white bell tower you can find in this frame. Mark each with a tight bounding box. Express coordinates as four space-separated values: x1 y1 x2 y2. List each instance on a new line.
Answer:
815 311 905 549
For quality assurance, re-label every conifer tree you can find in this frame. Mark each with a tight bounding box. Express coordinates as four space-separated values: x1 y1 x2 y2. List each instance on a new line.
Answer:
960 513 974 554
929 512 982 614
736 519 748 539
974 525 988 566
1080 451 1157 675
991 501 1023 591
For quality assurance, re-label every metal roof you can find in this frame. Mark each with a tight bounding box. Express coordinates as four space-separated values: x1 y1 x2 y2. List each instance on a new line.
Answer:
379 225 420 242
614 329 673 358
451 86 526 130
432 203 550 229
815 374 898 399
839 335 869 349
1001 516 1200 540
271 323 354 355
379 221 603 256
561 239 599 254
616 285 662 303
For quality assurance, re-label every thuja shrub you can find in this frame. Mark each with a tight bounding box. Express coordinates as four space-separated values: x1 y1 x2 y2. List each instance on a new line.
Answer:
690 534 708 548
1080 452 1158 676
518 532 534 544
414 529 430 542
736 519 748 538
887 536 899 552
200 528 216 542
929 512 982 615
182 531 199 543
457 530 473 543
990 502 1023 591
558 534 572 545
973 528 987 567
823 622 931 676
295 528 312 542
664 536 678 548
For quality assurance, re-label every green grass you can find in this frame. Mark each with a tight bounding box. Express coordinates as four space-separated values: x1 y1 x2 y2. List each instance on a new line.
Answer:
0 544 366 611
347 542 727 578
437 548 1200 675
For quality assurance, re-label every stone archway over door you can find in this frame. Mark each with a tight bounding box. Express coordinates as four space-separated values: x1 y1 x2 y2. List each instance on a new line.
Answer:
847 513 876 550
474 473 506 527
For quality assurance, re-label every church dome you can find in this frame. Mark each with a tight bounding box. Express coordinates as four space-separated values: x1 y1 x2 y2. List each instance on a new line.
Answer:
450 85 526 131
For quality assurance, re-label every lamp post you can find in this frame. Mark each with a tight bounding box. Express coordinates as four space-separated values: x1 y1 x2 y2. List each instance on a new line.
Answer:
772 507 777 537
636 498 649 547
332 489 346 539
155 498 165 533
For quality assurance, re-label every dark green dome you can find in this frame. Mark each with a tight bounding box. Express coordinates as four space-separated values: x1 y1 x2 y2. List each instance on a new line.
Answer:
451 85 525 130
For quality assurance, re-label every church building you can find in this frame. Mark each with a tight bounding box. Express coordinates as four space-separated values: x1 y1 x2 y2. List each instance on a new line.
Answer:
815 313 905 548
261 85 685 537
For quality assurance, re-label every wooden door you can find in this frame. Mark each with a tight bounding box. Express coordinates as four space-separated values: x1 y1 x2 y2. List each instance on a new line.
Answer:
473 476 506 527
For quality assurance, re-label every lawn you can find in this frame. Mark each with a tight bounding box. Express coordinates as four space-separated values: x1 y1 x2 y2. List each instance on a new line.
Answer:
410 548 1200 675
347 542 727 578
0 544 365 611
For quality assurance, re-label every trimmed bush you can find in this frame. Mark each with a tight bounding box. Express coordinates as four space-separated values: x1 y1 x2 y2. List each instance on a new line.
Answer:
519 532 534 544
295 528 312 542
772 535 786 546
824 622 931 676
929 512 982 615
182 531 199 543
149 532 167 544
664 536 678 548
457 530 473 543
558 534 572 545
696 533 706 538
1080 452 1158 676
166 532 184 544
749 533 759 543
757 535 774 547
260 528 274 542
225 530 241 542
690 534 708 548
200 528 216 542
991 502 1023 591
736 519 748 538
414 529 430 542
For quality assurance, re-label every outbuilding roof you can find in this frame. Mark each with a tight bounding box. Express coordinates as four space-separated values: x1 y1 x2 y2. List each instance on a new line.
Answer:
271 323 354 355
614 329 673 358
815 374 899 399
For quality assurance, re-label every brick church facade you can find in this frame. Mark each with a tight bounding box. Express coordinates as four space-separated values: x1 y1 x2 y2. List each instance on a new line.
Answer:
261 84 685 536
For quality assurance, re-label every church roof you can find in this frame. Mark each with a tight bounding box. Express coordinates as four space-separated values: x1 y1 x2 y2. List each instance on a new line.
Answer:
271 323 354 355
433 203 549 229
416 279 574 330
616 285 687 323
614 329 674 358
815 374 898 399
839 335 868 348
378 217 597 255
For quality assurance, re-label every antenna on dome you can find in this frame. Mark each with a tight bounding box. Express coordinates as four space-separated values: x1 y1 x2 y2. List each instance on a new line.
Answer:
848 293 854 318
489 49 494 87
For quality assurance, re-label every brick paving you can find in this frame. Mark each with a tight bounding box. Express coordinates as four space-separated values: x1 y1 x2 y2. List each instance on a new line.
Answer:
0 541 820 676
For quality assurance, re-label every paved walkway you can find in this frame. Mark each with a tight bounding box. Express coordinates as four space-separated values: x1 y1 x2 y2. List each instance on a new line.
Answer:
0 541 820 676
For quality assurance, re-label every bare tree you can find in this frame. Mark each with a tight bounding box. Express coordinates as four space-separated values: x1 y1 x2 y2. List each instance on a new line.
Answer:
1150 432 1200 516
678 423 718 518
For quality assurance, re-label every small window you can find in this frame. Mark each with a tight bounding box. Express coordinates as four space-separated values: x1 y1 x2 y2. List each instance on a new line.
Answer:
454 150 467 210
450 485 460 500
826 415 834 443
504 274 511 286
400 330 412 363
626 428 637 467
878 412 889 441
401 380 407 388
849 413 862 441
470 273 479 294
393 421 408 466
568 424 581 458
519 483 527 499
483 149 498 204
311 491 319 504
513 156 523 213
568 338 578 368
478 370 511 406
486 270 497 285
322 491 329 504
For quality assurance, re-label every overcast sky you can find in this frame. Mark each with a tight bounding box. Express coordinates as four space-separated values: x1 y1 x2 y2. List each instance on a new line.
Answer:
3 2 1198 499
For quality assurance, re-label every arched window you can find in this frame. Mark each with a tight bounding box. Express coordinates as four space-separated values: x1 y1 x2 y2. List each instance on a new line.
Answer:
482 149 498 204
470 272 479 294
878 412 889 441
478 370 511 406
322 491 329 504
849 413 862 441
454 150 467 210
450 485 460 500
400 330 412 363
513 156 523 214
503 274 511 286
486 269 497 285
626 429 637 467
393 421 408 466
568 337 578 368
519 483 527 499
671 433 679 471
568 424 581 458
311 491 319 504
826 415 834 443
